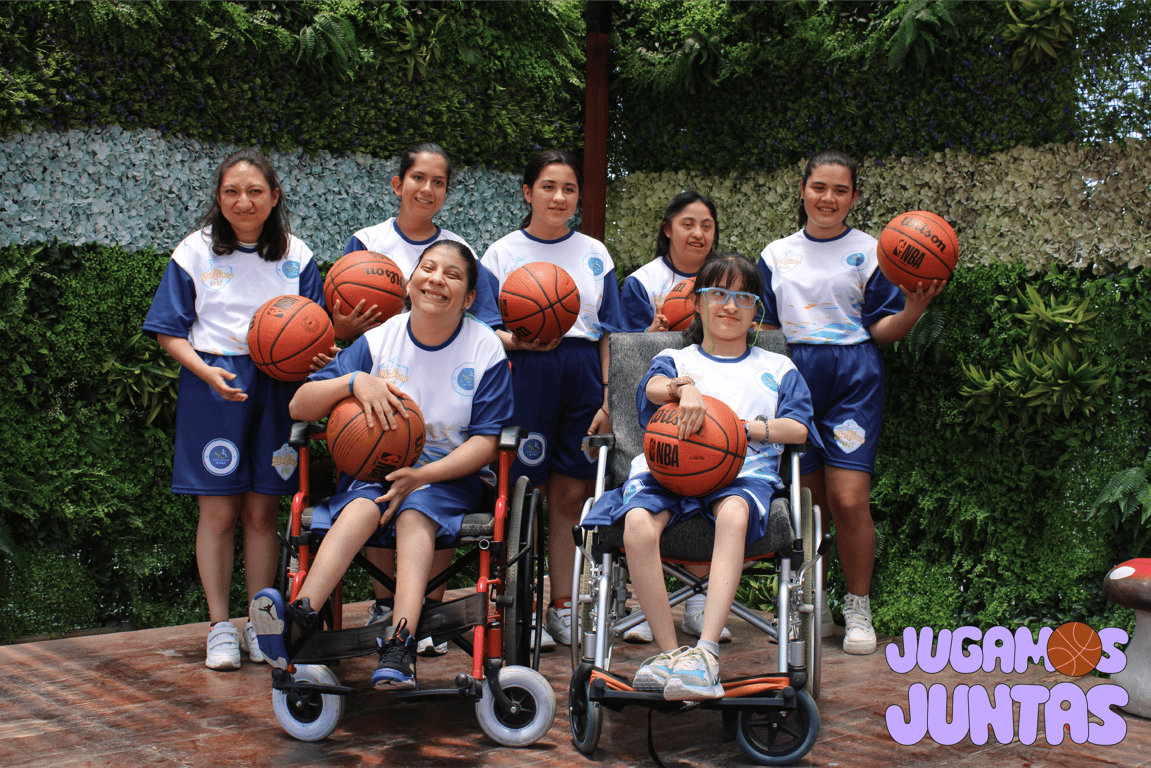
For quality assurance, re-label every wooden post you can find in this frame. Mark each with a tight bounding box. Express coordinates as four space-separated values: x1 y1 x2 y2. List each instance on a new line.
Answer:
582 1 612 243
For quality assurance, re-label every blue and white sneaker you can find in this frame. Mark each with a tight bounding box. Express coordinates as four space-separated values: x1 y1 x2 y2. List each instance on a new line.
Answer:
663 647 724 701
249 589 317 670
372 620 418 691
632 646 690 692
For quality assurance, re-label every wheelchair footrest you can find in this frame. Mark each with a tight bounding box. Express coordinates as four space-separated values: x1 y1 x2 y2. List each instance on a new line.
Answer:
588 666 800 710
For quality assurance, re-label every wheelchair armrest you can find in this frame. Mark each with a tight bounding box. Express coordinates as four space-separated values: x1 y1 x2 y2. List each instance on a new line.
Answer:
289 422 326 448
584 434 615 450
499 425 527 452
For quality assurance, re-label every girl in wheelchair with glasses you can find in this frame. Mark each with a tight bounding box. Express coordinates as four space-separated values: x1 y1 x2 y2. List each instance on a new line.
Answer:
582 251 817 700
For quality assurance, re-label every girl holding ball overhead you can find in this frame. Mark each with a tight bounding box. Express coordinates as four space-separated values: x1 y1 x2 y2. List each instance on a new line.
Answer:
757 149 945 656
143 149 329 671
621 191 719 333
480 149 623 648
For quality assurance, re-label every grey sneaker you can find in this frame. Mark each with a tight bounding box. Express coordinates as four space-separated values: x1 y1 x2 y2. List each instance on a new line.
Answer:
664 647 723 700
680 600 732 643
633 646 691 692
366 600 393 627
622 619 654 644
843 593 876 655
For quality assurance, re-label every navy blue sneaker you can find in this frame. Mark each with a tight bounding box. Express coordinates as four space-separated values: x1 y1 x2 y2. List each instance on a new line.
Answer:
372 620 418 691
249 589 317 670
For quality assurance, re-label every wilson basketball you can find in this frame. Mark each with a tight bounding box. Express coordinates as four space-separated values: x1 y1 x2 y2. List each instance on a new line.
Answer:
324 250 407 340
644 394 747 497
661 278 696 331
499 262 581 343
877 211 959 291
247 295 335 382
326 392 426 482
1046 621 1102 677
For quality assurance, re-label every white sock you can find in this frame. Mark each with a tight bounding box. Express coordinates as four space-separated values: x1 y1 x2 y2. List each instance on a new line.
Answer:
696 638 719 659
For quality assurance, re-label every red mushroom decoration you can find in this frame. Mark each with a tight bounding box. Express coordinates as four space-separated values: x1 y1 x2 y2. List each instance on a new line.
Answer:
1103 557 1151 717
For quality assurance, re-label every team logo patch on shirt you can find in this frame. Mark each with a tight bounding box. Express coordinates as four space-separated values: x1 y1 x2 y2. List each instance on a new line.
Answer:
757 370 780 394
276 259 301 282
271 443 299 481
622 477 644 503
376 357 410 386
452 363 476 396
518 432 547 467
841 251 867 271
584 252 605 278
200 260 234 292
203 438 240 476
833 419 867 454
775 250 803 273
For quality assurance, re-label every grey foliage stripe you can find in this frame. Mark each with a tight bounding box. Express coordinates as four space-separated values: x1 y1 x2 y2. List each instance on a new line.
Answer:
0 126 525 261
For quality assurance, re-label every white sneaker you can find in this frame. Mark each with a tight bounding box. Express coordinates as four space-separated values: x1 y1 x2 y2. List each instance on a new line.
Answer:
530 620 556 651
365 600 393 627
622 618 654 643
664 647 724 701
546 601 573 646
843 593 877 655
417 636 449 656
240 622 266 663
820 592 833 639
205 621 241 670
633 645 690 692
680 599 732 643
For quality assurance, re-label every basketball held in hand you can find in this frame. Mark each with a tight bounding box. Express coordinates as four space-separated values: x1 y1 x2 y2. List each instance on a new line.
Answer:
247 295 335 382
660 278 696 331
326 392 426 482
644 394 746 497
499 262 581 343
324 250 407 339
877 211 958 292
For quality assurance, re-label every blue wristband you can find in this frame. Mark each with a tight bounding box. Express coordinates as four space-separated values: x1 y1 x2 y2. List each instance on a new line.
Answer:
348 371 359 396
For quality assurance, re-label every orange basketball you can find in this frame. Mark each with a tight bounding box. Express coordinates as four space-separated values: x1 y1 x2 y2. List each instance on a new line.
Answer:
499 262 581 343
326 393 426 482
643 394 747 497
661 278 696 331
877 211 958 291
324 250 407 340
247 295 335 382
1046 621 1102 677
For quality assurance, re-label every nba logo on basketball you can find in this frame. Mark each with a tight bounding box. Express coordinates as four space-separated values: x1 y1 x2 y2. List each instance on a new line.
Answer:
884 623 1129 747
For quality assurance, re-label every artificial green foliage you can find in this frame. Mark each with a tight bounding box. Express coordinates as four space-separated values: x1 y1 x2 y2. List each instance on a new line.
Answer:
1004 1 1076 71
1090 450 1151 527
102 333 180 438
884 0 961 74
893 304 945 368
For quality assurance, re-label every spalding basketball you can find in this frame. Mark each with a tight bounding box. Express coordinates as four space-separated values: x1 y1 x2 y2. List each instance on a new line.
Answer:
326 393 426 482
877 211 958 291
644 394 747 497
324 250 406 340
661 278 696 331
499 262 581 343
247 295 335 382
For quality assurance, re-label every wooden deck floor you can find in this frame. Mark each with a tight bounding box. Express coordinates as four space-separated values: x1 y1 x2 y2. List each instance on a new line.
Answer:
2 599 1148 767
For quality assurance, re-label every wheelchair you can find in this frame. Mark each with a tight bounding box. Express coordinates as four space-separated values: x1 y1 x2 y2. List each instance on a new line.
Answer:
262 422 555 745
569 331 827 766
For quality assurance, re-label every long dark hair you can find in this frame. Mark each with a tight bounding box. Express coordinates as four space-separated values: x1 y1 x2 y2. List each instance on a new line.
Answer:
682 251 765 347
520 149 582 229
797 149 859 230
398 142 454 194
197 149 290 262
654 190 719 263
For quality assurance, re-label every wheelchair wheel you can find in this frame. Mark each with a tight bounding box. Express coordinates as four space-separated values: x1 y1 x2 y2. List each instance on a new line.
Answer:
735 690 819 766
568 670 603 754
502 476 534 669
800 487 821 700
271 664 345 742
475 664 557 747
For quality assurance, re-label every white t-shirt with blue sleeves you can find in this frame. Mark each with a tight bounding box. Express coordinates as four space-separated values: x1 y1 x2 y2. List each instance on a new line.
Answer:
144 228 322 355
629 345 815 491
307 312 513 475
758 228 903 345
481 229 623 340
620 257 695 332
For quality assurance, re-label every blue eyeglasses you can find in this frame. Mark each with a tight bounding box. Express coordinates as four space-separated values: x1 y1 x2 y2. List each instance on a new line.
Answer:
696 287 760 309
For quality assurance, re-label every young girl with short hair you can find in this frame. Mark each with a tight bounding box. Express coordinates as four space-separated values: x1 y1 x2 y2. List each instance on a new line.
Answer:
758 149 944 655
583 252 815 699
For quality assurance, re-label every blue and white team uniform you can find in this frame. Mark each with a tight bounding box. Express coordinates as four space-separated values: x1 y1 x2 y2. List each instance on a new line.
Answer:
758 227 904 475
583 345 817 543
143 229 323 495
480 229 623 484
347 218 501 328
305 312 513 544
620 256 696 332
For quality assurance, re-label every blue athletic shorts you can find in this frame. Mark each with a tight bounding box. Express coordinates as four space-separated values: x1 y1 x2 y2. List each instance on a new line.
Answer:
309 474 485 546
790 342 885 475
171 353 300 496
507 338 602 485
581 472 780 546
